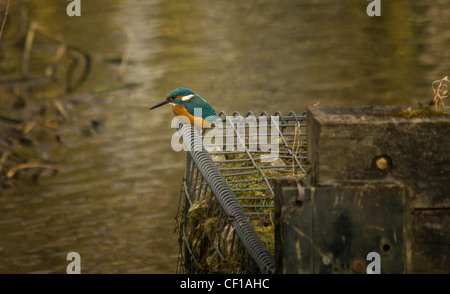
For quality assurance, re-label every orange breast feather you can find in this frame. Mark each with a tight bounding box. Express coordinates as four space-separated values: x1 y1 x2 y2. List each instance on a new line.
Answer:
172 103 206 128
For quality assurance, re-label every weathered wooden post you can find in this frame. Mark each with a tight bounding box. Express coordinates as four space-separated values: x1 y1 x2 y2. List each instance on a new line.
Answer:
275 106 450 273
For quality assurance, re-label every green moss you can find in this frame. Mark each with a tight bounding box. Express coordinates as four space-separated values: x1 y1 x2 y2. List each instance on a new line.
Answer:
252 217 275 253
389 109 448 118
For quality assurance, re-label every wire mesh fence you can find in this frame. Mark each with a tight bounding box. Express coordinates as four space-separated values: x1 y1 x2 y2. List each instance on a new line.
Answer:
176 111 307 274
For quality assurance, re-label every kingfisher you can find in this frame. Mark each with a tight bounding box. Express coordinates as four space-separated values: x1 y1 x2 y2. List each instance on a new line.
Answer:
149 87 221 129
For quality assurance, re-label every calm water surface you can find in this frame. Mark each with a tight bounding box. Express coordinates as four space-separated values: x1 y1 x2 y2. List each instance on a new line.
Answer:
0 0 449 273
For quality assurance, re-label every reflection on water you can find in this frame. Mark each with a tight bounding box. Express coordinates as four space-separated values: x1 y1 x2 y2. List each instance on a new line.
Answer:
0 0 449 273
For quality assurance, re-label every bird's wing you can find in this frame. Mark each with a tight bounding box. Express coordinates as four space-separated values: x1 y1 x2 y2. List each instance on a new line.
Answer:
184 95 218 121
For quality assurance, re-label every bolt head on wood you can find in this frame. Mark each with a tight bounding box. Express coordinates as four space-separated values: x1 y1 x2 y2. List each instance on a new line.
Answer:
376 156 389 170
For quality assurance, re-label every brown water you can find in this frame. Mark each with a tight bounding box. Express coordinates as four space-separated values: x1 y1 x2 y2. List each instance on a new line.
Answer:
0 0 449 273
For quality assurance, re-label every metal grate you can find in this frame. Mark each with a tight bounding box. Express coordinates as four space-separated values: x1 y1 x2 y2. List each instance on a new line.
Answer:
176 111 307 274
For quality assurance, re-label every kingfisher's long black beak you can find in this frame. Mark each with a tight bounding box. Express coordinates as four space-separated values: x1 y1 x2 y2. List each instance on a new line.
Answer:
149 99 168 110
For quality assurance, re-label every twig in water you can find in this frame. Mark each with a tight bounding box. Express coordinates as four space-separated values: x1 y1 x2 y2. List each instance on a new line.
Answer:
0 0 11 44
117 26 134 81
7 163 58 179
